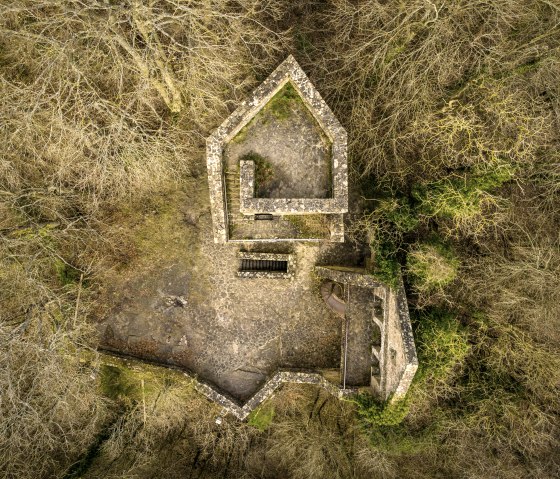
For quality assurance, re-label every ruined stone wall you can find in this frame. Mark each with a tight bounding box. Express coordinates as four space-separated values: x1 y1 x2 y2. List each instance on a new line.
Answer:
207 55 348 243
381 278 418 401
315 266 418 402
96 349 353 421
240 158 346 214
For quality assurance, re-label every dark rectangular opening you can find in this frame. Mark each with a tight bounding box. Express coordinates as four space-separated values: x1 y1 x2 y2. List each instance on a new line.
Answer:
240 259 288 272
254 214 274 221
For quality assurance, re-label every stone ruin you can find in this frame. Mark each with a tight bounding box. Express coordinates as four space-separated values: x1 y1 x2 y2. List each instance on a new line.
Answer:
315 266 418 401
206 54 347 243
200 56 418 418
92 55 419 422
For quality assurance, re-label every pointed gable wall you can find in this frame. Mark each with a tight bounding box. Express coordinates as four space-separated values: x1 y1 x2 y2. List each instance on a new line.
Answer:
206 55 348 243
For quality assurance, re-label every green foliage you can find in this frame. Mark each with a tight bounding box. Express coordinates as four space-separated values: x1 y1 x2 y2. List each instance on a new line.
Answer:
363 160 513 287
372 240 401 288
247 403 275 431
264 82 302 120
412 162 515 223
241 151 274 196
407 240 459 295
375 197 419 235
54 258 82 286
359 195 419 288
354 310 468 452
348 310 470 456
354 393 411 427
99 365 140 405
414 309 470 384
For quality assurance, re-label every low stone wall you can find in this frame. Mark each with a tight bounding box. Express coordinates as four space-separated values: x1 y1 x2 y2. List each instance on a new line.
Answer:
241 198 347 215
240 159 255 204
240 159 346 215
238 371 355 420
315 266 383 289
329 214 345 242
239 159 345 242
95 349 353 421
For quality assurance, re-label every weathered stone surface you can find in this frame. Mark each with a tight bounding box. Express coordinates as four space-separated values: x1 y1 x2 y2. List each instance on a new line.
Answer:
97 198 366 403
315 266 384 288
230 107 332 200
383 275 418 402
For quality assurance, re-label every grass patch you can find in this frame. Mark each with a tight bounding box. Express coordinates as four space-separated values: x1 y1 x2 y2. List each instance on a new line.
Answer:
263 82 303 121
247 402 275 431
54 258 83 286
231 115 257 144
284 214 330 238
240 151 274 197
99 364 142 405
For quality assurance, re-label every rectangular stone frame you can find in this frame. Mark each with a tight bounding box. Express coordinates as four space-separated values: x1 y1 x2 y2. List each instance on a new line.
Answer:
237 252 295 279
239 160 346 214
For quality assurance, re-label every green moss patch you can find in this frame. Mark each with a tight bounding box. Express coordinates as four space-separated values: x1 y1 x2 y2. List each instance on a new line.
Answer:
263 82 303 120
284 214 330 238
248 402 275 431
240 151 274 197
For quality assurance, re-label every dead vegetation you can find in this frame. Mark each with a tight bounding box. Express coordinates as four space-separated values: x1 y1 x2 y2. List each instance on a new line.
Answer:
1 0 560 478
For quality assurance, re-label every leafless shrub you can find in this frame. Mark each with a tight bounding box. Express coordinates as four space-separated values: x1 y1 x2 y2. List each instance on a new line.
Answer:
0 323 108 479
0 0 286 211
1 1 560 478
0 2 288 478
308 0 560 185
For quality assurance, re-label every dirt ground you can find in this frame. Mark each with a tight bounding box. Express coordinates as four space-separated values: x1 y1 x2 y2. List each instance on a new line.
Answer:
224 91 332 200
96 179 366 402
344 285 381 387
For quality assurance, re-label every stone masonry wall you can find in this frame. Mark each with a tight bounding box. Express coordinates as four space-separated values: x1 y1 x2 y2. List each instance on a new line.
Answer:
240 159 346 214
207 55 348 243
382 276 418 401
239 160 345 242
96 350 353 421
315 266 418 402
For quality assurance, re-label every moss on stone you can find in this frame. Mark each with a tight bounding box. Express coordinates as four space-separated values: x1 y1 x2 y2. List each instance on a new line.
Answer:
284 214 330 238
263 82 303 120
